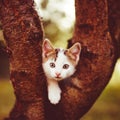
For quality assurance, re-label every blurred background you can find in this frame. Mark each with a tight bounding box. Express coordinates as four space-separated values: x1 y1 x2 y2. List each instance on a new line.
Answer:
0 0 120 120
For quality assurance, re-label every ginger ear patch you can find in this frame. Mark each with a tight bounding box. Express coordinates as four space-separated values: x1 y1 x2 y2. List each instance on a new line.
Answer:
68 42 81 62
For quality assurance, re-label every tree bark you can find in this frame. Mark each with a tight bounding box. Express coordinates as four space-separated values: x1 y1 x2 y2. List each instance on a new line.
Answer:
0 0 46 120
0 0 118 120
60 0 117 119
108 0 120 57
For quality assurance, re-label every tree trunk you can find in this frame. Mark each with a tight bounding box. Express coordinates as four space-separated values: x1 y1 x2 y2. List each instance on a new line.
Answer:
61 0 117 119
0 0 46 120
108 0 120 57
0 0 118 120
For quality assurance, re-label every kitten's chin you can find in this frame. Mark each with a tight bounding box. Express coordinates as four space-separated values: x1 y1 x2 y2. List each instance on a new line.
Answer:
54 77 63 81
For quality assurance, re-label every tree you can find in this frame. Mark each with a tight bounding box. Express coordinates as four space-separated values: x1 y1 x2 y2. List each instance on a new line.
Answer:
108 0 120 57
0 0 118 120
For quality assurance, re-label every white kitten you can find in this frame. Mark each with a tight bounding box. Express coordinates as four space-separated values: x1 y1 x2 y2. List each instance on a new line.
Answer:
42 39 81 104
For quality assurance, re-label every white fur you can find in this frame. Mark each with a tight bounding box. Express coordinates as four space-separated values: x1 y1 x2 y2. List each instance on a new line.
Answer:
42 49 76 81
48 80 61 104
42 49 76 104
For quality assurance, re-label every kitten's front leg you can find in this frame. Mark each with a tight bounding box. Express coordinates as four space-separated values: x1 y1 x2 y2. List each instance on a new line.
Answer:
47 79 61 104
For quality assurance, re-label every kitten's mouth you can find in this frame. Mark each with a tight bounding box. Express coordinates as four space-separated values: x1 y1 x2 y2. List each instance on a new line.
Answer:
55 76 61 79
55 76 62 80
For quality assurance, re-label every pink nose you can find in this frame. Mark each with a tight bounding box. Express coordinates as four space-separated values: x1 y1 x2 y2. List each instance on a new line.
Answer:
55 73 61 77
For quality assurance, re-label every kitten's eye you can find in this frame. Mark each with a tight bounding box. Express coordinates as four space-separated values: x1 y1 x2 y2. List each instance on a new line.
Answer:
63 64 69 69
50 63 55 68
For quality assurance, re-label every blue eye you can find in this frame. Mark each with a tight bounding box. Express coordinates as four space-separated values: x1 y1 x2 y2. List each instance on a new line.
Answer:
50 63 55 68
63 64 69 69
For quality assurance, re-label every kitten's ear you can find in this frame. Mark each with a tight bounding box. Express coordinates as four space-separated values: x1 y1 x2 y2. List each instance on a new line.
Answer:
68 42 81 63
42 39 54 58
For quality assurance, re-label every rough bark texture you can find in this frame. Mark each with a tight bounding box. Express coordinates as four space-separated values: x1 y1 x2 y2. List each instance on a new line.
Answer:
0 0 118 120
62 0 117 119
0 0 46 120
108 0 120 57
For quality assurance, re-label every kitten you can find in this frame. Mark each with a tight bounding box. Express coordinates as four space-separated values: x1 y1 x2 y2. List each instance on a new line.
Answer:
42 39 81 104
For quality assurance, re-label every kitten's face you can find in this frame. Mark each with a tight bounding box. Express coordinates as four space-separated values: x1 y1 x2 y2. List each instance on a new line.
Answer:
42 39 81 81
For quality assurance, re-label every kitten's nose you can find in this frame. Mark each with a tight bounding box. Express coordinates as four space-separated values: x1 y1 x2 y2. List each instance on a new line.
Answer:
55 72 61 77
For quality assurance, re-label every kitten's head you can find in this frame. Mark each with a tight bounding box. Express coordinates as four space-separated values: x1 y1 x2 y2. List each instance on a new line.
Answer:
42 39 81 81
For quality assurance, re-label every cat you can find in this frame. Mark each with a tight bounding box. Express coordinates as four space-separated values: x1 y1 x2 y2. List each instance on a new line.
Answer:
42 39 81 104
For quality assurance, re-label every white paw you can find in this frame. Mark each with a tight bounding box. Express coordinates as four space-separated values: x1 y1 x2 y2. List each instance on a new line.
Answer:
48 87 61 104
